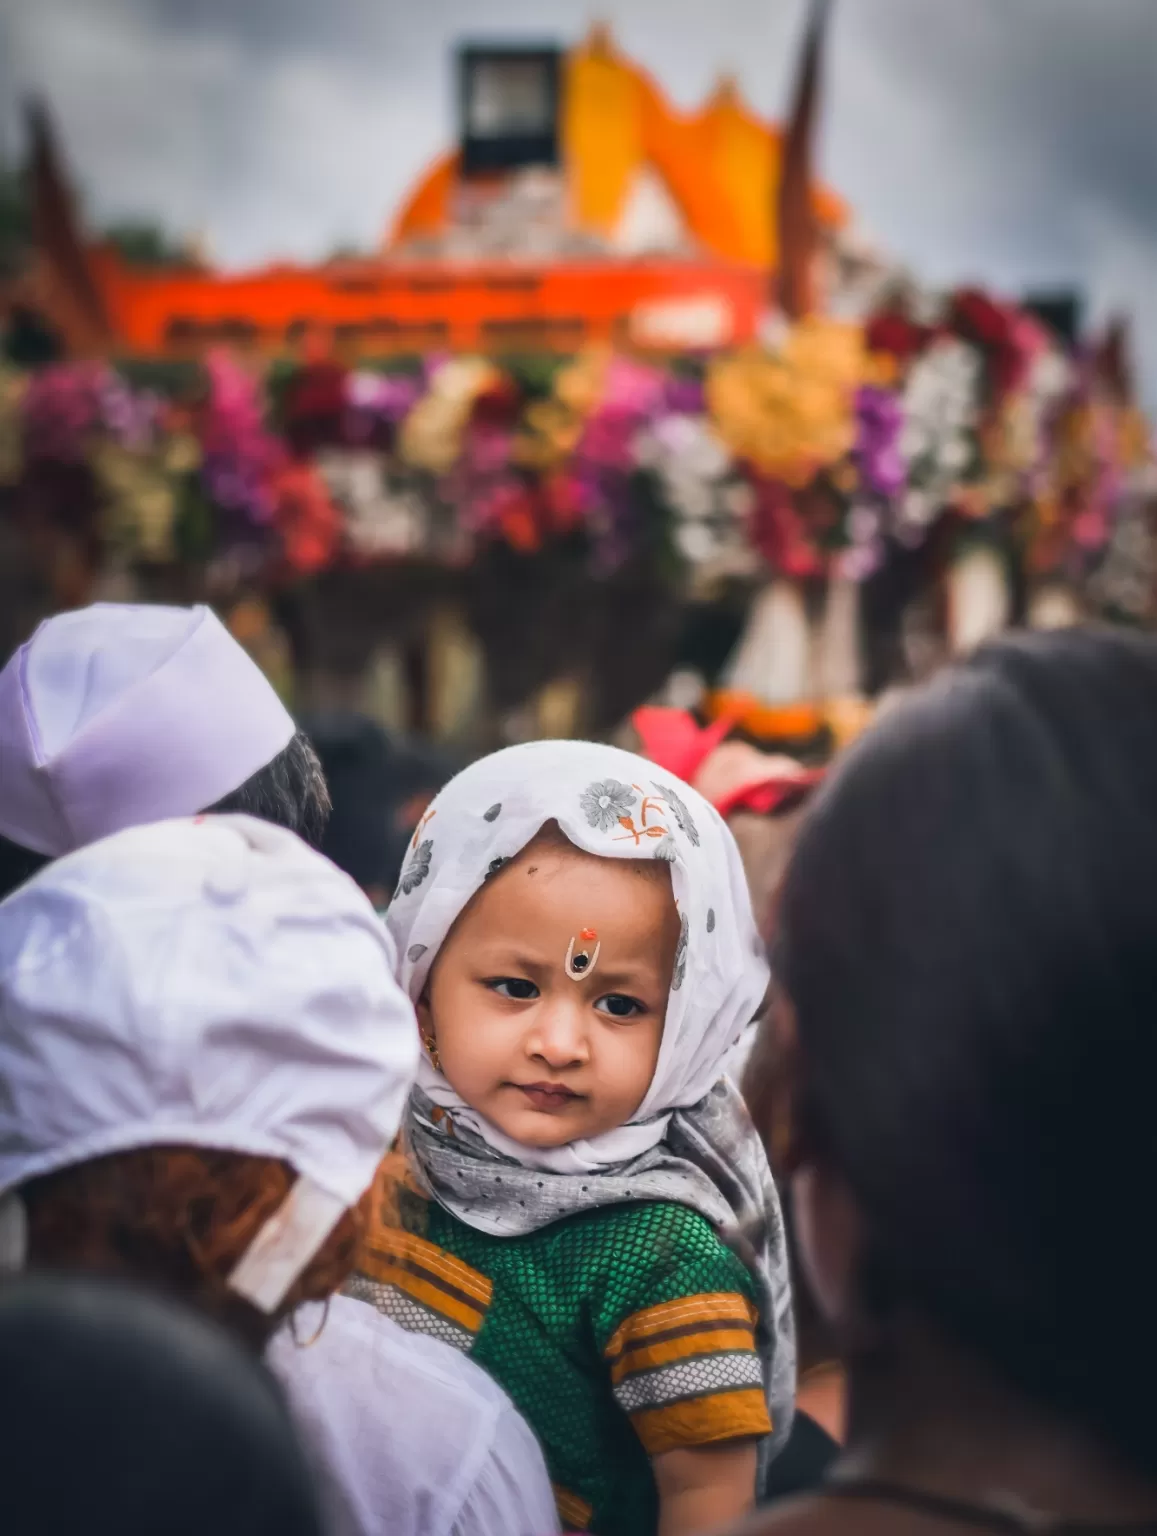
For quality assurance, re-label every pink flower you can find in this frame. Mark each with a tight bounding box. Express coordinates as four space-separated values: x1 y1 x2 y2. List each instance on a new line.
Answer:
602 357 666 416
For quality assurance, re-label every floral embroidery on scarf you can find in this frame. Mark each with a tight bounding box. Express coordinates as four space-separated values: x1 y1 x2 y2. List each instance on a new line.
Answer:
706 908 716 933
399 840 433 895
484 855 511 880
580 779 637 832
653 833 677 863
483 803 502 822
611 787 674 848
672 912 690 990
407 944 428 963
652 781 700 847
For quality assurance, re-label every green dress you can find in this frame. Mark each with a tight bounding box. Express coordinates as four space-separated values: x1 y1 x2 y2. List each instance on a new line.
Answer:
348 1189 771 1535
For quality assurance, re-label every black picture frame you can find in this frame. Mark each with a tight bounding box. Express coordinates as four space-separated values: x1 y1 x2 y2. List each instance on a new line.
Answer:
458 45 562 176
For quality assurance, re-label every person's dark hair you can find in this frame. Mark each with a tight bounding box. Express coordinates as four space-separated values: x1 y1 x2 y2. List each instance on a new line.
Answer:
0 1272 323 1536
299 710 452 895
208 728 331 850
0 728 330 904
776 626 1157 1478
0 835 50 903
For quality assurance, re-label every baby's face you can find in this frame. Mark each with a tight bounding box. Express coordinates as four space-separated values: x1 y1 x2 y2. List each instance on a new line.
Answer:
421 835 679 1147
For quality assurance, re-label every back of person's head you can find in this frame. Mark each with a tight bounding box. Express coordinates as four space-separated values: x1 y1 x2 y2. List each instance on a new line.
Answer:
0 603 330 899
776 627 1157 1477
0 1272 323 1536
300 709 453 901
0 815 419 1346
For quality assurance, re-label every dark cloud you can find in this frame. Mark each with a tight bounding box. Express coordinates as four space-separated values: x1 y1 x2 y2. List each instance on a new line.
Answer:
5 0 1156 400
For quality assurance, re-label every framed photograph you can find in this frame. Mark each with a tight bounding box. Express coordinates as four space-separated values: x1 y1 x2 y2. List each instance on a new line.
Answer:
459 46 561 175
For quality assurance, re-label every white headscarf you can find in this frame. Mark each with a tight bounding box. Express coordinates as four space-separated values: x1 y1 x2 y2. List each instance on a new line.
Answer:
386 739 770 1172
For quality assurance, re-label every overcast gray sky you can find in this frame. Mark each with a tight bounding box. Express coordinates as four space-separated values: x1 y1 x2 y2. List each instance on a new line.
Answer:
3 0 1156 405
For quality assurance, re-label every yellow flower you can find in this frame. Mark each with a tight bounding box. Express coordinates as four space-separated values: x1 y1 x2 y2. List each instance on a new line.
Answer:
1118 407 1153 470
93 442 177 562
162 432 202 476
985 393 1038 476
707 319 865 483
513 399 584 469
554 347 610 416
399 357 500 474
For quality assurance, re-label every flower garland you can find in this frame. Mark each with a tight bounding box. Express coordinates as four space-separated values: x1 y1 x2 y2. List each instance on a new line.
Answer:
4 288 1152 609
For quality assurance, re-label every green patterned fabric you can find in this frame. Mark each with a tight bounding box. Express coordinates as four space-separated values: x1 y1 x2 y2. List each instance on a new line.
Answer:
350 1195 766 1536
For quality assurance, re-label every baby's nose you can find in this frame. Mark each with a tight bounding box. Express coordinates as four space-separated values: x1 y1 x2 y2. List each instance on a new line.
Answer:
528 1003 590 1066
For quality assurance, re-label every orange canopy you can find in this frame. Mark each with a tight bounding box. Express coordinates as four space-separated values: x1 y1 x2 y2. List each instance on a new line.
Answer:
390 25 847 267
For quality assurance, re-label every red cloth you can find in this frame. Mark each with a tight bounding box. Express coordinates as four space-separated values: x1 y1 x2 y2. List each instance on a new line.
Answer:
631 707 733 785
631 707 824 820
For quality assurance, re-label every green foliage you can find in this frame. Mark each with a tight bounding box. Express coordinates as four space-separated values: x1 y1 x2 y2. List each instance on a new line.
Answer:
102 220 193 269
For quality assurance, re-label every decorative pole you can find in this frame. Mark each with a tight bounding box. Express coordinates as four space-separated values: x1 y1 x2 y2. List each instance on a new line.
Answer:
24 97 111 353
775 0 833 320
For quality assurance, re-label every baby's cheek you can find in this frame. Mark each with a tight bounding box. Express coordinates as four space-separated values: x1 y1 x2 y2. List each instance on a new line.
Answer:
603 1030 660 1115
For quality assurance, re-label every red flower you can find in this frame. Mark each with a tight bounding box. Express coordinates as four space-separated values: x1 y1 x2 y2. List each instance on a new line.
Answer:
950 289 1011 347
470 379 523 431
949 289 1029 398
283 361 349 455
271 462 342 572
866 311 930 361
542 471 586 535
487 481 542 553
749 474 826 579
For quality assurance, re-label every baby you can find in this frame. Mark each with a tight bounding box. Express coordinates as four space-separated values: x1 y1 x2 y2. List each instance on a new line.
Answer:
349 741 794 1536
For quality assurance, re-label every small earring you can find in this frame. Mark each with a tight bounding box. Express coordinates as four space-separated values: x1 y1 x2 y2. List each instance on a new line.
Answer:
421 1029 442 1074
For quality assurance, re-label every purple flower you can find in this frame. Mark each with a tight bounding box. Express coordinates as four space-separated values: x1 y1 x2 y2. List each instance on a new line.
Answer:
664 375 706 415
22 364 106 462
854 386 906 498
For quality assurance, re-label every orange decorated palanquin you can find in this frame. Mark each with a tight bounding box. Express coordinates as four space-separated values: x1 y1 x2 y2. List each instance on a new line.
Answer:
92 26 848 359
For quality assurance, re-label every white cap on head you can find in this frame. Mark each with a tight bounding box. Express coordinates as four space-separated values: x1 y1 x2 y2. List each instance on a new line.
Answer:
0 604 296 857
0 815 420 1309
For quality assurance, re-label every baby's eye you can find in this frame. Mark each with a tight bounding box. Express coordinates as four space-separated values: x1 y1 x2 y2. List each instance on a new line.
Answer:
595 993 647 1020
486 977 540 1001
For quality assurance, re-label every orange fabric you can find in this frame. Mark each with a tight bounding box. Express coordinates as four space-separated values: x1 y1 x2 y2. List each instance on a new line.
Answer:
389 152 459 244
553 1484 594 1531
359 1228 492 1333
604 1291 759 1362
564 41 646 235
630 1388 772 1455
609 1322 761 1386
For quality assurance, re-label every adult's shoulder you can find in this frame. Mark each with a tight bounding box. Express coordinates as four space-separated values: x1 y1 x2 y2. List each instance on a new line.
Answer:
269 1294 556 1536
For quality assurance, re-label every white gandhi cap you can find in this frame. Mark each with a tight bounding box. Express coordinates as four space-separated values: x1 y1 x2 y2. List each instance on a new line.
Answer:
0 815 419 1310
0 603 295 857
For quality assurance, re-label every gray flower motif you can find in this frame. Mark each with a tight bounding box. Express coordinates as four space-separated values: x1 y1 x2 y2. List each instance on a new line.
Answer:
483 803 502 822
672 912 690 990
407 944 428 963
706 908 716 933
653 833 677 863
580 779 637 832
399 839 433 896
653 781 700 847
